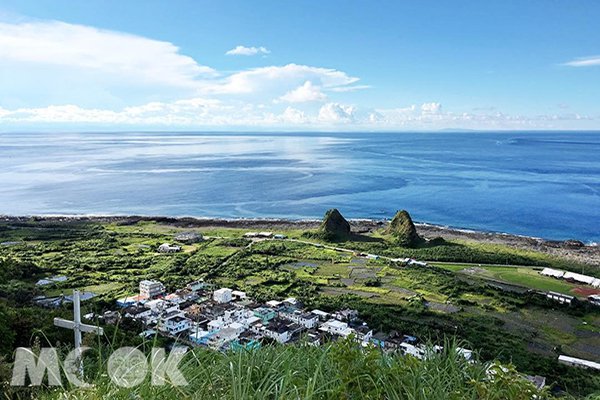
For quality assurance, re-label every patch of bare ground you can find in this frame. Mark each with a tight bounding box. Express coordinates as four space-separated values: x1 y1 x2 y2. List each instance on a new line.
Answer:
426 301 460 313
321 287 375 298
496 308 600 360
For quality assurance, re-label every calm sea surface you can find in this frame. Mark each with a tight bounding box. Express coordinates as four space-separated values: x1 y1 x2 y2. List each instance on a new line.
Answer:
0 131 599 242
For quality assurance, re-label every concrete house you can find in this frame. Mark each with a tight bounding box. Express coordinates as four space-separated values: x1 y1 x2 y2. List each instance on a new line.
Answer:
213 288 233 303
260 320 300 344
253 307 277 323
161 314 192 335
279 307 318 329
319 319 354 338
139 280 165 299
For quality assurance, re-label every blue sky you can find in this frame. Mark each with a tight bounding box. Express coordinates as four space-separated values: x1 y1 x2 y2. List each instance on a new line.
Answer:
0 0 599 130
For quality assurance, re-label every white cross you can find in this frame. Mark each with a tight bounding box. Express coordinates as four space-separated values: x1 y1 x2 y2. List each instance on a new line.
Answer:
54 290 104 361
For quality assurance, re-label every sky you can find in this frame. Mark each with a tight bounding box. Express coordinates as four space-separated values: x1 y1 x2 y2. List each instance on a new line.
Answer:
0 0 599 131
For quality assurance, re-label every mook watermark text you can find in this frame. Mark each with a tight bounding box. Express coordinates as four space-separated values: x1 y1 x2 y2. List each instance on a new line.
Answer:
10 346 188 388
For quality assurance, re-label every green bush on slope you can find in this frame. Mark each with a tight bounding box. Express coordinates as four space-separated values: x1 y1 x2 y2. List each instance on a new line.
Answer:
25 339 550 400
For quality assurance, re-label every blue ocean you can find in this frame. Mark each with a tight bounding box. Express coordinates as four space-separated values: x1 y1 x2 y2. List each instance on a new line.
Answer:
0 131 599 242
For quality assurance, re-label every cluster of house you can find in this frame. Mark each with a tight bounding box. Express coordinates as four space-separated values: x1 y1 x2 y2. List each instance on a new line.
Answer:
114 279 470 359
101 278 600 388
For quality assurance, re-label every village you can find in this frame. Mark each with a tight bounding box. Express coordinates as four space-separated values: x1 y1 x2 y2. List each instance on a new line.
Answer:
86 277 574 390
112 278 442 357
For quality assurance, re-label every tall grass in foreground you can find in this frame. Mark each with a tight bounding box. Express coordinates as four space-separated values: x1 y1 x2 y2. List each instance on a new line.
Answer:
14 338 557 400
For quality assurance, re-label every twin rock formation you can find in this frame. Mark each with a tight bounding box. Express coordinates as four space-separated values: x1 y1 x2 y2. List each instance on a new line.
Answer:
319 208 422 247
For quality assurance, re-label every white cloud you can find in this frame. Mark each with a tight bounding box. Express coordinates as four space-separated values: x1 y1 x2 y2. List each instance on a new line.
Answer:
420 102 442 114
318 103 356 123
202 63 360 95
280 107 308 124
329 85 371 92
0 18 596 131
0 98 226 125
563 56 600 67
0 19 363 111
0 20 215 89
0 99 596 130
225 45 270 56
279 81 326 103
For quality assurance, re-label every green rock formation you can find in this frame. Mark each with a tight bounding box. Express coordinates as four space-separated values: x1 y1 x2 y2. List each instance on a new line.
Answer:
319 208 351 240
386 210 422 247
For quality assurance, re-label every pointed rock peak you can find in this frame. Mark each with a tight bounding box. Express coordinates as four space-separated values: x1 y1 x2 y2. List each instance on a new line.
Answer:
320 208 351 239
386 210 422 247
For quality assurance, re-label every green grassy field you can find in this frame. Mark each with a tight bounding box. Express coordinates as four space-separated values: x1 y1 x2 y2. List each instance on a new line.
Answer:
432 262 584 295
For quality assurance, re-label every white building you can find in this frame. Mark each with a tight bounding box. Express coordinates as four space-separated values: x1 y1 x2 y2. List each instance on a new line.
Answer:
189 329 212 344
232 290 247 300
157 243 182 253
589 295 600 306
311 309 330 321
207 319 225 332
144 299 166 311
456 347 474 361
213 327 241 344
558 355 600 371
546 291 574 305
139 280 165 299
160 315 192 335
399 343 426 359
208 308 252 329
260 323 295 343
333 309 359 322
283 297 299 306
540 268 565 279
266 300 282 308
319 319 355 337
213 288 233 303
540 268 600 288
279 308 318 329
563 271 594 285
